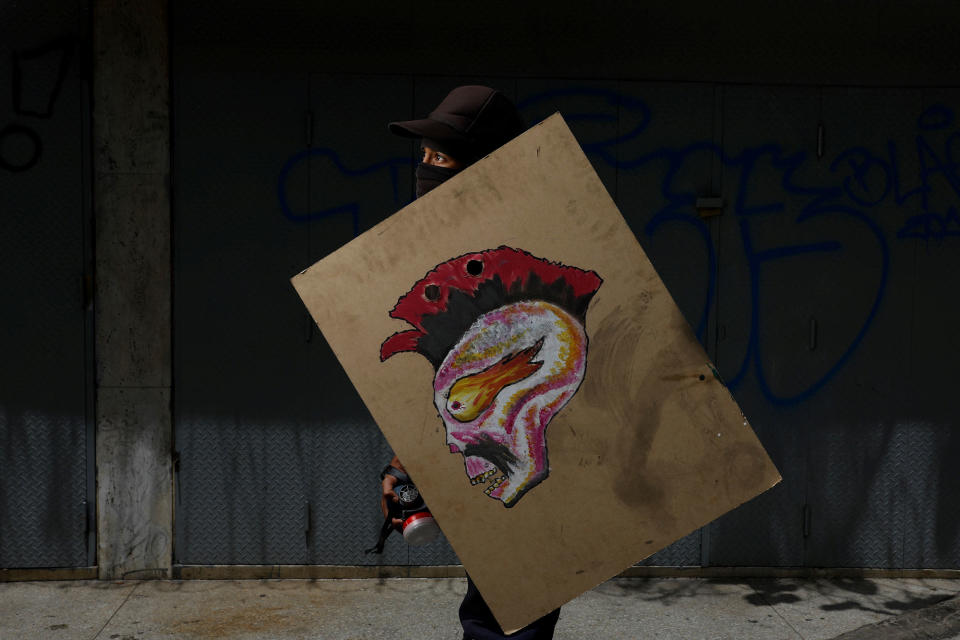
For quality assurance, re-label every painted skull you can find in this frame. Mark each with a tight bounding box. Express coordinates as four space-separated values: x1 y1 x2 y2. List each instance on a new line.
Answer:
381 247 602 507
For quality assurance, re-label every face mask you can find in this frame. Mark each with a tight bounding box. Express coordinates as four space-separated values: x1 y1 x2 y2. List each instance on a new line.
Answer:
416 163 460 198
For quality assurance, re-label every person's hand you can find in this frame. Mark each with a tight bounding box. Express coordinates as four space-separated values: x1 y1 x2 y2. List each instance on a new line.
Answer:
380 456 405 532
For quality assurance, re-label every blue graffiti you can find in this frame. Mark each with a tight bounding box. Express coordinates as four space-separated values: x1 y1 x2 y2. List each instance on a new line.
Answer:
734 206 888 405
897 206 960 241
593 133 891 405
276 148 412 234
278 88 959 406
918 105 955 131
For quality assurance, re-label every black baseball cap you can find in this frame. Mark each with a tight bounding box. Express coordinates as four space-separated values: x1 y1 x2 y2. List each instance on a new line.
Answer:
389 86 525 165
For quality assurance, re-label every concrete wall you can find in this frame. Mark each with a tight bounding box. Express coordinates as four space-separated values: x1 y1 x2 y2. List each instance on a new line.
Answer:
94 0 172 579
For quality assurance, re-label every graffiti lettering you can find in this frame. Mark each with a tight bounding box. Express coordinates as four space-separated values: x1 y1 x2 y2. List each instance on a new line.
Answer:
13 36 74 118
276 148 410 234
277 88 960 405
0 124 43 172
2 36 74 174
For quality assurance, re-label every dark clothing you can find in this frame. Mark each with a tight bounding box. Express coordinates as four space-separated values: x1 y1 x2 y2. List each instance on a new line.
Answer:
389 85 526 165
460 575 561 640
415 162 460 197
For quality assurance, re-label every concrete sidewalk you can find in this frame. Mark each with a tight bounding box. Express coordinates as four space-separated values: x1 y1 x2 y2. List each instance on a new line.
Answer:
1 577 958 640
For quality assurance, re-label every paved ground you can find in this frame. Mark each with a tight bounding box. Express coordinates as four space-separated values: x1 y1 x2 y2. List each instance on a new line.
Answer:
1 577 958 640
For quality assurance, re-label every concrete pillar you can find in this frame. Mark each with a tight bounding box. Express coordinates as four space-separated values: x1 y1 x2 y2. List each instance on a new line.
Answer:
93 0 172 579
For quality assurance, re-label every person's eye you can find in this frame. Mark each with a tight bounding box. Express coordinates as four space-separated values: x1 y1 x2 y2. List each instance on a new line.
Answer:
436 154 447 163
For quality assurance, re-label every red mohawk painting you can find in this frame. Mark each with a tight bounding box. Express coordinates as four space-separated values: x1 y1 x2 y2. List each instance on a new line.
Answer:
381 246 602 507
381 246 602 367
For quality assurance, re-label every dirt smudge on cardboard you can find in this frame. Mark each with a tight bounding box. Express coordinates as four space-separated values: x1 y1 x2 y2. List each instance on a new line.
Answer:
583 306 679 528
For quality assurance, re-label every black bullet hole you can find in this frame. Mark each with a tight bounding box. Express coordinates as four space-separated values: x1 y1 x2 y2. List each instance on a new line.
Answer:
466 259 483 276
699 374 706 381
424 284 441 301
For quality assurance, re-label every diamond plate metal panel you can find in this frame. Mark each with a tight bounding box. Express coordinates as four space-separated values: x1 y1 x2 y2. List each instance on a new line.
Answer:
406 530 460 566
639 530 702 567
0 413 86 567
901 424 960 568
303 416 409 566
805 423 904 567
176 418 308 564
0 0 90 569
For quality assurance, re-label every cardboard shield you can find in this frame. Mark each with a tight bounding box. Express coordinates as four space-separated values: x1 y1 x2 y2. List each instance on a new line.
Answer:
292 114 781 632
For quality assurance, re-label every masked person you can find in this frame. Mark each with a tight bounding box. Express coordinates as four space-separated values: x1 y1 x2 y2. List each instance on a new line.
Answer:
382 86 561 640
